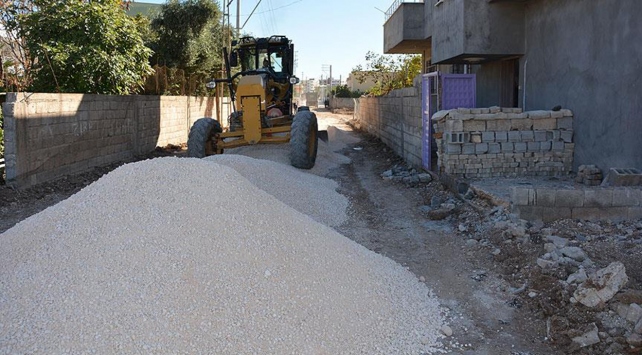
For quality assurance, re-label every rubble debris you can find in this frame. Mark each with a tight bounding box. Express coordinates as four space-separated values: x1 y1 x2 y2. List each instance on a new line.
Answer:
571 323 600 347
381 165 433 184
572 262 629 308
575 165 603 186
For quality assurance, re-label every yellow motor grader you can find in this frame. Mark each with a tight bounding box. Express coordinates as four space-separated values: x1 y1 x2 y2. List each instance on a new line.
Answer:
187 35 319 169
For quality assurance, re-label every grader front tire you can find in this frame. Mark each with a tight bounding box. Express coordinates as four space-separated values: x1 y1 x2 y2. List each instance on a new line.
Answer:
187 118 222 158
289 110 318 169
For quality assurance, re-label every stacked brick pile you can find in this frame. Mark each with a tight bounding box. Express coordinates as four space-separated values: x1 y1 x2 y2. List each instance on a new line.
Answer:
575 165 603 186
432 107 574 178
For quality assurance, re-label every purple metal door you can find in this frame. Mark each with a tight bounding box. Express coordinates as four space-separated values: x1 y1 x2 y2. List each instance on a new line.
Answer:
441 74 476 110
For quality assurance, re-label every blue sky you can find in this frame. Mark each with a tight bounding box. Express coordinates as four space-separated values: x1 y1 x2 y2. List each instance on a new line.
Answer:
140 0 395 82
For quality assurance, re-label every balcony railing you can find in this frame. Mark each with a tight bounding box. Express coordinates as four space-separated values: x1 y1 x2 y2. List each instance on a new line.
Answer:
385 0 424 21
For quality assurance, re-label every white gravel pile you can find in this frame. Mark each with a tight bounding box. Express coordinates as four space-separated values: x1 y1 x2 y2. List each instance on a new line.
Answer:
206 155 348 227
0 157 445 354
227 125 352 177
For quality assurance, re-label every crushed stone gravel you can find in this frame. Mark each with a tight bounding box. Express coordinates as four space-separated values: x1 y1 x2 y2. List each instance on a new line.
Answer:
206 155 348 227
0 157 445 354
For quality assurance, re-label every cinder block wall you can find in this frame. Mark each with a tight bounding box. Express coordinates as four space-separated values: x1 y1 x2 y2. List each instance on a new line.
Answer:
432 107 574 178
353 87 423 167
2 93 225 188
329 97 356 110
511 186 642 222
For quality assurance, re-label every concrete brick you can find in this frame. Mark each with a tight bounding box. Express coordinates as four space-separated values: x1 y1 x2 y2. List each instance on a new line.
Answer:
501 142 514 152
550 110 564 118
552 141 565 151
462 143 476 155
488 143 501 154
612 188 642 207
508 131 521 142
514 142 527 152
535 189 557 206
556 189 585 207
527 142 541 151
511 119 533 130
520 130 535 142
528 110 552 119
557 117 574 130
463 120 486 132
534 131 548 142
495 131 508 142
451 112 474 120
445 119 464 132
481 131 495 142
561 130 574 143
511 187 536 206
485 119 512 131
533 118 557 130
560 109 573 117
572 207 629 222
475 143 489 154
584 189 614 207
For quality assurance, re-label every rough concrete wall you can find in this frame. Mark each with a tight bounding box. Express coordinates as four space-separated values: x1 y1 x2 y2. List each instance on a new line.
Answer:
512 186 642 222
523 0 642 172
472 61 503 107
463 1 524 57
432 0 465 63
329 97 355 110
353 88 423 168
2 93 221 187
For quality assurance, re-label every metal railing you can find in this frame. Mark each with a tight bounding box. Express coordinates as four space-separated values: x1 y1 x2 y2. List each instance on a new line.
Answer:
385 0 424 21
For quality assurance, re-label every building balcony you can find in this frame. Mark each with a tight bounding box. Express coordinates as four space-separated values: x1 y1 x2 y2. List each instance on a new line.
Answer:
431 0 525 64
383 1 431 54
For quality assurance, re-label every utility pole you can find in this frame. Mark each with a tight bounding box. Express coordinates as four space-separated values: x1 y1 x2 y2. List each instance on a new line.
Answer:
236 0 241 38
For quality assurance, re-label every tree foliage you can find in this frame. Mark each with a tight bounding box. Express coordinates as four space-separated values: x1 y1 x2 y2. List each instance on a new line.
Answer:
332 84 361 98
0 0 36 91
352 51 422 96
17 0 152 94
149 0 223 81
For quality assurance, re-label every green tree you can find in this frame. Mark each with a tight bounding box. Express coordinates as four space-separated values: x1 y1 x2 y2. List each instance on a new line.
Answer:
19 0 153 94
150 0 223 85
352 51 422 96
0 0 35 91
332 84 361 98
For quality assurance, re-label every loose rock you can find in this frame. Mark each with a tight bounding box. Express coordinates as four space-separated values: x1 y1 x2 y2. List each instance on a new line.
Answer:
571 323 600 347
573 262 629 307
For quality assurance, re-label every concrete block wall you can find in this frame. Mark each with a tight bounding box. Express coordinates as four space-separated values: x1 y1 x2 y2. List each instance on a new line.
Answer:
2 93 227 188
432 107 574 178
329 97 356 110
511 186 642 222
353 87 423 168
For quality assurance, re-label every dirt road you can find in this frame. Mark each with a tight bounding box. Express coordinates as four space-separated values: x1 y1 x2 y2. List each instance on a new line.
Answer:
1 108 640 354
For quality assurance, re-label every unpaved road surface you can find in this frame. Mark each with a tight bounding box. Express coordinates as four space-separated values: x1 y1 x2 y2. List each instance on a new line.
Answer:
1 108 641 354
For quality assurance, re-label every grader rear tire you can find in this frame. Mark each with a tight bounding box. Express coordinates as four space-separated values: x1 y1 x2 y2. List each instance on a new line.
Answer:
289 110 318 169
187 118 222 158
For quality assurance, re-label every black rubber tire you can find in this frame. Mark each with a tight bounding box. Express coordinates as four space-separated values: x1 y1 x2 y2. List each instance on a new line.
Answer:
297 106 310 112
290 110 318 169
187 118 222 158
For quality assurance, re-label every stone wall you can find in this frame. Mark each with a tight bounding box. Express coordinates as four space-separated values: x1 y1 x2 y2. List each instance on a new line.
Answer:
353 87 423 168
432 107 574 178
329 97 356 110
2 93 228 187
511 186 642 222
